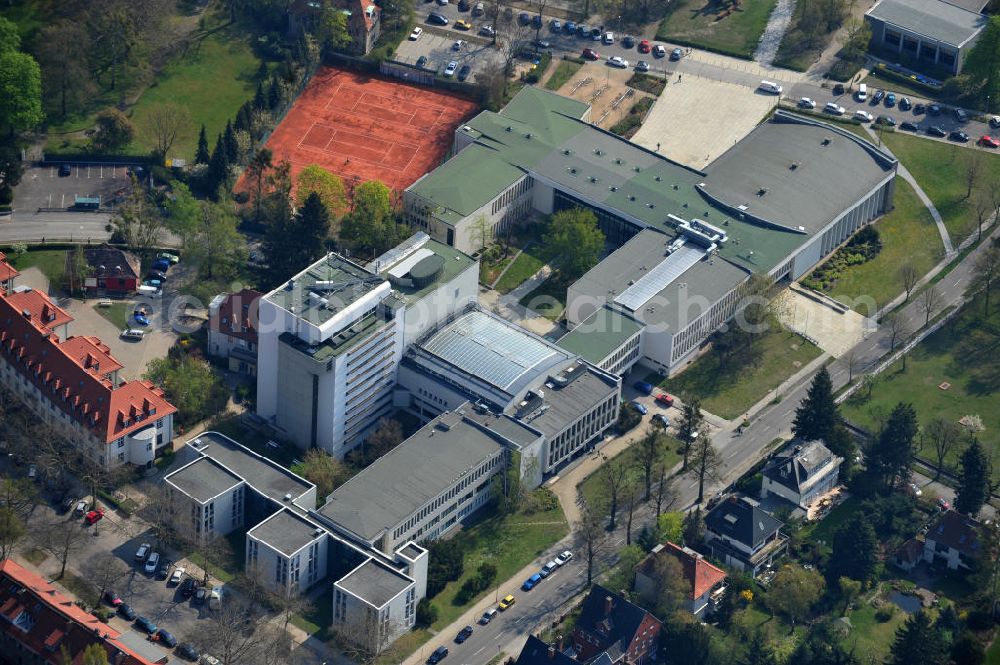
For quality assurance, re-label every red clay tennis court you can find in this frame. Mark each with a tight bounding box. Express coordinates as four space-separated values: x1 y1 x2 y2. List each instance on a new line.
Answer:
259 67 479 194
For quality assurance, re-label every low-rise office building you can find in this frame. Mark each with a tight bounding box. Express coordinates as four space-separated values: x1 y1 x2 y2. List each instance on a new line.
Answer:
865 0 987 75
256 235 476 457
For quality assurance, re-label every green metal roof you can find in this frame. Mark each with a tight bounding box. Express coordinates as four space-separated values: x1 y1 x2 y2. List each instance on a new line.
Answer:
557 307 644 365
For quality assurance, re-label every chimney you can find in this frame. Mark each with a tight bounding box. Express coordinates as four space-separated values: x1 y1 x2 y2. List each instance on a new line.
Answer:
548 646 556 660
557 634 564 652
604 595 613 617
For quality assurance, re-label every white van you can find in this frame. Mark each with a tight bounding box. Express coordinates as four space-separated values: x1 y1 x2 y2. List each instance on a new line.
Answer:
137 285 161 297
855 83 867 102
758 80 782 94
121 329 145 340
208 585 223 610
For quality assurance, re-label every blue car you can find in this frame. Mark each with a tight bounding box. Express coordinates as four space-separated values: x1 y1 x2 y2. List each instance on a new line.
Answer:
134 616 157 634
630 400 648 416
564 21 576 33
133 314 150 326
522 573 542 591
151 260 170 272
632 381 654 395
155 628 177 648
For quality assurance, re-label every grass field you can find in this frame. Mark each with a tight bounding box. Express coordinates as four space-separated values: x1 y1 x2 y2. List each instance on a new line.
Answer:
882 132 1000 242
841 602 909 663
129 30 260 160
578 433 683 515
656 0 779 59
96 302 134 331
987 634 1000 665
545 60 582 91
6 249 66 288
826 178 944 311
495 242 557 294
841 294 1000 476
427 497 568 630
653 328 823 419
519 275 568 320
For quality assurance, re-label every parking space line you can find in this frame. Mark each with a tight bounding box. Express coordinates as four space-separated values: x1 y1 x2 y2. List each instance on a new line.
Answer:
100 165 104 179
87 165 92 179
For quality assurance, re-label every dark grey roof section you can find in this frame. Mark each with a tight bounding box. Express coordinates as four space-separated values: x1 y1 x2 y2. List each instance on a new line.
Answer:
336 559 412 608
515 636 578 665
248 509 324 556
190 432 314 504
705 496 784 548
763 440 842 495
941 0 988 12
866 0 986 46
460 406 543 449
399 543 425 560
165 457 242 503
519 361 619 439
317 410 505 542
115 631 170 664
702 112 897 236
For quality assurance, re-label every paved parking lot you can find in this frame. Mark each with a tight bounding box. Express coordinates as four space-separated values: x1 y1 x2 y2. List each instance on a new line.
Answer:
632 74 777 169
15 163 136 211
395 29 502 81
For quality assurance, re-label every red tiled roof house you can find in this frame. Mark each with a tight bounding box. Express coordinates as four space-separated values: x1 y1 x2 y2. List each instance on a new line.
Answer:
635 542 728 617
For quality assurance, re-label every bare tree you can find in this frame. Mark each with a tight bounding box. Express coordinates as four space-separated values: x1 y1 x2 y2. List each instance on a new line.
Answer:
0 477 40 523
579 499 603 586
339 608 403 664
898 263 920 302
637 430 664 500
143 101 192 158
198 597 268 665
968 245 1000 316
965 150 983 200
37 519 90 579
81 552 130 602
883 311 910 353
600 458 628 529
496 16 534 97
975 189 993 243
533 0 549 46
925 417 961 481
653 463 674 518
623 478 638 545
197 534 235 586
140 484 182 551
843 346 863 384
920 285 941 326
112 176 164 255
690 425 722 504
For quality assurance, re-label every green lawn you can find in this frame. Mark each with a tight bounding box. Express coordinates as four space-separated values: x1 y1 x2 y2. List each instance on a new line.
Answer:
988 634 1000 665
6 249 66 288
96 302 134 331
841 294 1000 476
841 602 908 663
882 132 1000 242
825 178 944 312
578 434 683 515
733 604 805 662
656 0 779 59
129 29 260 160
545 60 583 91
800 497 863 547
495 242 557 294
653 329 823 419
519 274 569 320
427 497 568 630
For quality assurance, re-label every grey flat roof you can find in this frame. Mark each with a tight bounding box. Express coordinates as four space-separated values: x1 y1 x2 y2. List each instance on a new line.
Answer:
248 509 324 556
521 362 618 438
558 307 644 366
461 406 542 449
264 253 384 326
703 112 897 238
336 558 412 608
866 0 986 46
165 457 242 503
189 432 314 504
115 631 169 664
418 308 573 396
318 410 505 542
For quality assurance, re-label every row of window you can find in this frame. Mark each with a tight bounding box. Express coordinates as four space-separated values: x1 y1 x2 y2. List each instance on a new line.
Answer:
490 176 532 215
546 394 617 468
603 333 641 375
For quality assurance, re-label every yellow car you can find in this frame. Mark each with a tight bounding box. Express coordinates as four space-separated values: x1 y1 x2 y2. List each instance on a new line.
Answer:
499 594 516 611
454 19 472 30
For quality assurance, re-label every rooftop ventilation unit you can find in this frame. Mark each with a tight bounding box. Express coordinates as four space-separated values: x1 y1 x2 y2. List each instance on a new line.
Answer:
822 137 831 145
757 188 768 196
563 149 572 155
789 162 799 170
655 175 661 181
609 185 618 191
506 126 512 132
589 176 598 183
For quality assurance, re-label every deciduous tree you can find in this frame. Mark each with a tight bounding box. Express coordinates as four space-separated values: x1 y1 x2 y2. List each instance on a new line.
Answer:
600 458 628 529
143 101 192 159
579 499 603 586
898 262 920 302
35 21 94 120
921 285 941 326
296 164 348 219
766 564 824 626
38 519 89 579
93 108 135 151
111 176 162 253
637 430 664 500
690 426 721 504
925 417 961 481
678 397 704 471
968 244 1000 316
544 207 604 279
0 507 25 561
0 19 43 133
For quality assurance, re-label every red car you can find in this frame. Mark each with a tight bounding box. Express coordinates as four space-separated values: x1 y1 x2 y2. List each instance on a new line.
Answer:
581 48 599 61
978 135 999 148
103 589 123 607
655 392 674 408
638 39 651 53
84 509 105 525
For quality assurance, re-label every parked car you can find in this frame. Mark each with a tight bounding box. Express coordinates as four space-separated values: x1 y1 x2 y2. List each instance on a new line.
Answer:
949 130 969 142
876 115 895 126
180 577 197 599
607 56 628 68
158 252 180 265
590 27 602 40
913 103 926 114
443 61 458 77
564 21 576 33
452 39 465 50
453 19 472 30
133 312 150 327
169 566 186 586
832 83 845 95
908 482 923 496
541 561 558 577
576 24 589 37
853 110 873 123
518 11 530 24
555 550 573 565
59 496 76 513
824 102 845 115
409 26 423 39
457 0 469 9
428 646 449 664
653 44 666 57
622 35 635 47
885 92 896 107
134 543 151 562
937 498 950 510
670 47 683 61
194 586 210 605
638 39 651 53
134 616 158 634
84 509 104 525
630 400 648 416
151 259 171 272
635 60 650 72
177 644 201 662
581 48 599 60
899 97 911 111
58 164 72 177
549 18 561 31
532 14 542 27
479 607 498 624
978 135 999 148
156 559 173 581
652 413 670 428
479 25 495 37
953 107 968 121
655 392 674 407
633 380 654 395
155 629 177 648
103 589 123 606
522 573 542 591
927 104 941 115
602 31 614 44
455 625 474 643
927 125 947 137
798 97 816 109
27 464 37 479
145 270 167 283
416 55 428 68
74 500 88 516
900 121 919 131
871 89 885 104
991 115 1000 127
498 594 516 610
427 12 448 25
144 552 160 574
458 64 472 82
117 603 136 621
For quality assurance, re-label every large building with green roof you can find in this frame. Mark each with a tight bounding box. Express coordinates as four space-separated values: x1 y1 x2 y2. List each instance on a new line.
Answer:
405 86 897 375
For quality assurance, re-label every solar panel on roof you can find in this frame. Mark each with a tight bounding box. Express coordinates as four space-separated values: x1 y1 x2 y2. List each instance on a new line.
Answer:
613 244 704 311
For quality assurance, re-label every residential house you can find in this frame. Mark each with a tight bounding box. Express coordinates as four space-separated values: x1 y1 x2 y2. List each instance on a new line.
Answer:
514 635 578 665
0 559 161 665
923 510 982 570
64 245 141 295
634 542 727 617
287 0 381 55
704 496 788 577
0 251 18 294
208 289 262 376
571 585 662 665
893 538 924 572
760 440 843 510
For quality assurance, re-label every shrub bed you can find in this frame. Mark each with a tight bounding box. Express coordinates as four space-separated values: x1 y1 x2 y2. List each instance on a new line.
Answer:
801 226 882 292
